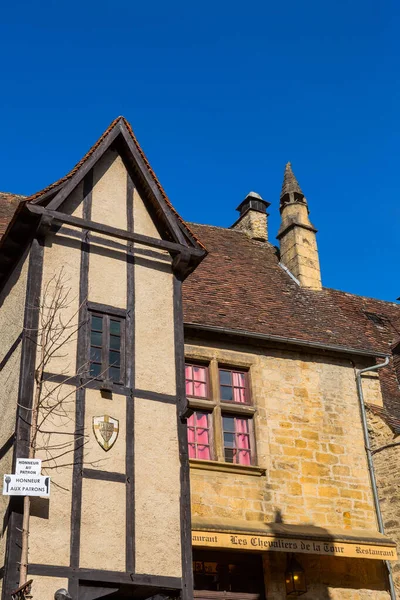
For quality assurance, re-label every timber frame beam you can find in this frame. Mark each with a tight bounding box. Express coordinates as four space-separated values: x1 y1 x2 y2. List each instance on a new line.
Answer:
27 204 205 274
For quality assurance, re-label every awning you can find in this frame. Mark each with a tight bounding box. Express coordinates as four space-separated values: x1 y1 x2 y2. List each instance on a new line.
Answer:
192 519 397 561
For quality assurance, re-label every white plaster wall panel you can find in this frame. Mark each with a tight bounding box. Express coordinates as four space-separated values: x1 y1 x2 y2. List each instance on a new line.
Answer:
83 389 126 473
88 241 127 310
134 262 175 395
80 478 126 571
134 398 181 577
92 149 127 231
28 383 75 566
41 232 81 376
133 187 161 239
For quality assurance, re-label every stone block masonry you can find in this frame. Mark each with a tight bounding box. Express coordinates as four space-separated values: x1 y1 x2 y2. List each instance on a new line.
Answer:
368 408 400 595
188 342 379 531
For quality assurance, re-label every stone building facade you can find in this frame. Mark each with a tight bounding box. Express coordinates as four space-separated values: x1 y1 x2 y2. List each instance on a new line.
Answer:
0 118 399 600
182 167 400 598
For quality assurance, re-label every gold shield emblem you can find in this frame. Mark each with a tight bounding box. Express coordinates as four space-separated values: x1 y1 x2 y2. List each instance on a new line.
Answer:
92 415 119 451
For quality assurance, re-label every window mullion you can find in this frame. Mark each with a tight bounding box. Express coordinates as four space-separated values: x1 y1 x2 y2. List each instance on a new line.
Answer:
210 358 224 461
103 316 110 379
120 317 126 385
234 417 240 464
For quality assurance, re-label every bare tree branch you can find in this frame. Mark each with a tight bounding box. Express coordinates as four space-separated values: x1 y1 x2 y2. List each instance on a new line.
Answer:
18 269 104 589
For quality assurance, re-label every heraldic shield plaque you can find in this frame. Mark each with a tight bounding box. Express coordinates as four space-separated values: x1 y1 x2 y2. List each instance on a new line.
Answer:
93 415 119 451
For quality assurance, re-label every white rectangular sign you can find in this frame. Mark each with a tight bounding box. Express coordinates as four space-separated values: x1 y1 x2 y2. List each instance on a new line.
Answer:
3 474 50 497
16 458 42 476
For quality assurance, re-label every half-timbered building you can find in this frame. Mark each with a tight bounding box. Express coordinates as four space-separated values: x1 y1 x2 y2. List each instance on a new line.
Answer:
1 119 400 600
0 117 206 600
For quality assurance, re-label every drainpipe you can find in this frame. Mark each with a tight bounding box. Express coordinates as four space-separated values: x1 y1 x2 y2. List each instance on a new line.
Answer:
355 357 396 600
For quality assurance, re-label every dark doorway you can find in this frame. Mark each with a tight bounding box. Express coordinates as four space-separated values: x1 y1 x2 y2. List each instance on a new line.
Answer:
79 582 179 600
193 549 265 599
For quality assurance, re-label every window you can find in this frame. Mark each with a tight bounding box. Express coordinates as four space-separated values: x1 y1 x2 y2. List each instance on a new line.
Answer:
222 416 251 465
193 550 265 597
219 369 248 403
185 361 255 466
89 311 125 383
188 411 211 460
186 364 208 398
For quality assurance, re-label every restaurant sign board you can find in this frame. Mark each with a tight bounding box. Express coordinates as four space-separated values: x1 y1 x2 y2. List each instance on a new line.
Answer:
192 530 397 561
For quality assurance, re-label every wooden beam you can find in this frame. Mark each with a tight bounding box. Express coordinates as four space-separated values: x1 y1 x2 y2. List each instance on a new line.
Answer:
27 564 182 589
26 204 205 259
117 121 187 245
2 236 45 599
82 468 126 483
173 276 194 600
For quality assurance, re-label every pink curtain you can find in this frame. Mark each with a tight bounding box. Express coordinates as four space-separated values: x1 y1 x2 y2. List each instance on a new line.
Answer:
185 365 193 396
187 412 210 460
185 365 207 397
233 372 246 403
236 418 251 465
196 412 210 459
193 366 207 397
187 413 196 458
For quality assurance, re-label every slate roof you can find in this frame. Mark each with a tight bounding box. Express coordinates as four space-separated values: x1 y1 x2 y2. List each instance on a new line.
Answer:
182 223 400 417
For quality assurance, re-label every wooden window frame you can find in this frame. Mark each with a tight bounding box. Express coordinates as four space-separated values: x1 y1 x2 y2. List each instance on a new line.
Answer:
218 367 251 405
221 413 256 467
188 410 215 460
185 362 210 400
88 304 126 385
186 359 257 466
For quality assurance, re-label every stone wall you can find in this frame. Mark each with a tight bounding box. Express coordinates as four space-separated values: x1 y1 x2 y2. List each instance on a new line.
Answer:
187 339 392 598
188 341 378 530
231 210 268 242
368 408 400 595
278 201 322 290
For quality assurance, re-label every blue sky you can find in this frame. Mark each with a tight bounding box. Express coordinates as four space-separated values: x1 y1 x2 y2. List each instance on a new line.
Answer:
0 0 399 301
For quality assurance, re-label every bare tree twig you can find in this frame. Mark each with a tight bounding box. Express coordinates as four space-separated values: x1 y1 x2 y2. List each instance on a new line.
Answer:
18 270 103 588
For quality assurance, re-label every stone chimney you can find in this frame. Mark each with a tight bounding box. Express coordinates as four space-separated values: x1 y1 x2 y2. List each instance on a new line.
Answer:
277 163 322 290
231 191 270 242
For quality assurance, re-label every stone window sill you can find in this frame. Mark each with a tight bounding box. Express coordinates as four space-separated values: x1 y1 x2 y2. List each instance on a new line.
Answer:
188 398 217 411
189 458 266 477
220 402 256 416
187 398 256 416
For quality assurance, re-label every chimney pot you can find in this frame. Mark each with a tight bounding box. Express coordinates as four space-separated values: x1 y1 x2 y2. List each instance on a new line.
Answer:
231 191 270 242
236 191 270 216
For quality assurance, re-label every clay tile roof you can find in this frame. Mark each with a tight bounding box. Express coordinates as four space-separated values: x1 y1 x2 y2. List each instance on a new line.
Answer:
182 223 400 414
27 116 204 250
183 223 400 419
368 404 400 434
280 162 304 200
182 223 400 353
0 192 26 238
